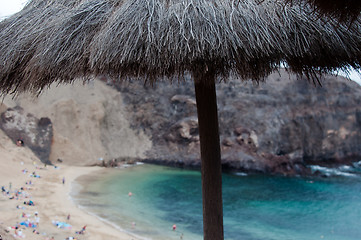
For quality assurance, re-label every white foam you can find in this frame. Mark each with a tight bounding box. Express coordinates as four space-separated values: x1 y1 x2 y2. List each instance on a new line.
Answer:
352 161 361 168
234 172 248 176
310 165 357 177
338 165 353 172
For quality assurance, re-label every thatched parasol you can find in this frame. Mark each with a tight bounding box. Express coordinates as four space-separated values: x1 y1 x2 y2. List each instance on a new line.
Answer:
0 0 360 239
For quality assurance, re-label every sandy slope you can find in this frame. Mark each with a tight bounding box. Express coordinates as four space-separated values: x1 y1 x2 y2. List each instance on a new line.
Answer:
0 129 140 240
0 78 154 240
1 79 152 166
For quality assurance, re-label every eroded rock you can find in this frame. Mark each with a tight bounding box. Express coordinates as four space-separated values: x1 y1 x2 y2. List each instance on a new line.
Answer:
0 106 53 164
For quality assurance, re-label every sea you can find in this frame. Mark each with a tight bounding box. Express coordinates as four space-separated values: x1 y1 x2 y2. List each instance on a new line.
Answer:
71 162 361 240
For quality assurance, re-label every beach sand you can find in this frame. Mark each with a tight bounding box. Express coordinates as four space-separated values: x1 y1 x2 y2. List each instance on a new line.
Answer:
0 129 140 240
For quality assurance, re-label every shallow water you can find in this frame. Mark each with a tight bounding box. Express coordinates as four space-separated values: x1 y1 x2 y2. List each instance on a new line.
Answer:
72 164 361 240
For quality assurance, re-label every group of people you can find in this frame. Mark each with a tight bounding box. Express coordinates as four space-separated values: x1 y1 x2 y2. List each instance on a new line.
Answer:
4 177 39 238
19 215 38 228
3 183 31 201
1 182 12 195
1 161 88 240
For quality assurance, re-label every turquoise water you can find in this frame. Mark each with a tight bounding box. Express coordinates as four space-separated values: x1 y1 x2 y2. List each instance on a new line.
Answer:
73 164 361 240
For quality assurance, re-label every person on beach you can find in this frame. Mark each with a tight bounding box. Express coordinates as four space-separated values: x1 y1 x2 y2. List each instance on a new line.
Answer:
31 172 41 178
34 212 40 227
76 225 87 235
14 227 24 238
173 224 177 231
24 200 35 206
63 177 65 185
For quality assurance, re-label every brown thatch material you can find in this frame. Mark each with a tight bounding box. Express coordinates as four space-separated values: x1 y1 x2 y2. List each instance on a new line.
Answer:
1 2 360 239
286 0 361 23
0 0 76 94
0 0 360 94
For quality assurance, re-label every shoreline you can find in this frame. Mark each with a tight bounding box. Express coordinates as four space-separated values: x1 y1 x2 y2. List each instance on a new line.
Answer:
73 204 151 240
70 167 151 240
2 124 360 240
71 164 204 240
0 129 141 240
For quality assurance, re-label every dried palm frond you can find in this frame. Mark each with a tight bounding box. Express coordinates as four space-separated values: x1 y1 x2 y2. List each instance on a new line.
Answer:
0 0 360 94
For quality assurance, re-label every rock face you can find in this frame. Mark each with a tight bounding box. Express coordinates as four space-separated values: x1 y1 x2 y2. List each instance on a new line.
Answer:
114 70 361 175
1 70 360 175
0 106 53 165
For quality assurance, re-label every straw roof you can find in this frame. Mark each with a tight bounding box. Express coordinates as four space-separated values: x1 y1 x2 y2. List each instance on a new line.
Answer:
286 0 361 23
0 0 360 94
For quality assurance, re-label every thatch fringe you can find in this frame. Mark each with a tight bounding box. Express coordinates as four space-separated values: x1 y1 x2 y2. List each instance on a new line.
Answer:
0 1 71 93
0 0 360 94
25 1 113 91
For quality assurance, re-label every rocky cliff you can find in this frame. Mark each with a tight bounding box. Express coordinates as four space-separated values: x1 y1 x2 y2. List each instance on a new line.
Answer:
1 69 360 175
113 70 361 175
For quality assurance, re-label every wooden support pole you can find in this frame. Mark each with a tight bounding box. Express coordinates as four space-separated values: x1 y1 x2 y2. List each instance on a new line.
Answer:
194 72 224 240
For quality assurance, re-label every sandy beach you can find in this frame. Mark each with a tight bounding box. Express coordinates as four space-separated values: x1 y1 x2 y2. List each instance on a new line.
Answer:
0 129 140 240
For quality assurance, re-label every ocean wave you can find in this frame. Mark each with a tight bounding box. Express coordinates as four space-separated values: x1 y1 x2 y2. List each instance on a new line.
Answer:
309 165 358 177
352 160 361 169
233 172 248 176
